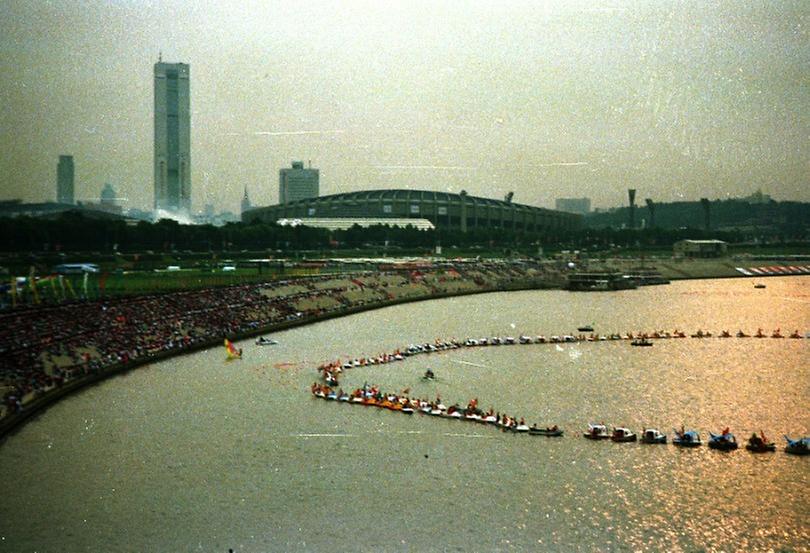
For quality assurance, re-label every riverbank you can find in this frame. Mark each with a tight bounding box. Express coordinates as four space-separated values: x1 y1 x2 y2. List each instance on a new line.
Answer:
0 260 559 441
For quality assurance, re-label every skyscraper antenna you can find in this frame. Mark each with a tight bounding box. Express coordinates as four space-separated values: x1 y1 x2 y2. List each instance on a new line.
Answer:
158 51 162 62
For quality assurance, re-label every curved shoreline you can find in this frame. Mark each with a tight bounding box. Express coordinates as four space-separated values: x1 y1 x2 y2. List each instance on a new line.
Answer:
0 279 552 443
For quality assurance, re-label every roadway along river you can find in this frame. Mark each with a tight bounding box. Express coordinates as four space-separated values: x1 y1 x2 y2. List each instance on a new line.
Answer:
0 277 808 551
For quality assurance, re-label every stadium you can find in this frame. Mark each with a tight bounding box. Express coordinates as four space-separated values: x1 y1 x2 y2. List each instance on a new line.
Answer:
242 189 581 235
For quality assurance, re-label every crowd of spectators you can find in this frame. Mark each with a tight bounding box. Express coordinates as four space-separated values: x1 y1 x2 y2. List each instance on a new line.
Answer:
0 260 554 420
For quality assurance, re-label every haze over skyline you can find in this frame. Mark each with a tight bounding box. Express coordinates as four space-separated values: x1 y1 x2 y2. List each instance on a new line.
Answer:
1 0 807 214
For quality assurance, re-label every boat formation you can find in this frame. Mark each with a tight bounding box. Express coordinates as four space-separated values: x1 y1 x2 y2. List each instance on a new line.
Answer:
310 384 563 436
308 328 807 456
310 385 806 454
313 326 806 386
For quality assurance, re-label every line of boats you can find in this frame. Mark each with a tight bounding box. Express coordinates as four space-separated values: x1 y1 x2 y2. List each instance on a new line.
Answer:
309 385 808 455
315 326 807 387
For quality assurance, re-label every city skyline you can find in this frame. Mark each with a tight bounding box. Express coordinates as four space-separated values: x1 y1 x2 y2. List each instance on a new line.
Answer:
1 1 808 214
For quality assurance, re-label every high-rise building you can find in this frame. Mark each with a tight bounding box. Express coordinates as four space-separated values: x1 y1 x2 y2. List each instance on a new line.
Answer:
241 186 252 214
154 59 191 214
57 155 74 204
279 161 319 204
555 197 590 215
100 183 117 206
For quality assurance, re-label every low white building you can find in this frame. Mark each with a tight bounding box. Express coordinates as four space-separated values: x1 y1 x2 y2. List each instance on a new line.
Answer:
673 239 728 258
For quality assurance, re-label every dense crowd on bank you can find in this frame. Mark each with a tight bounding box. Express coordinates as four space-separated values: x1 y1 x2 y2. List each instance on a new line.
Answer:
0 261 554 420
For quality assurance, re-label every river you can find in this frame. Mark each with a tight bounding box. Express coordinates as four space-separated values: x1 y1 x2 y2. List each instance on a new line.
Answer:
0 277 808 552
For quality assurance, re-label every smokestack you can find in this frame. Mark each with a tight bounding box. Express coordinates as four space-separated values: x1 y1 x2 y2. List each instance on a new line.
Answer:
645 198 655 229
628 189 636 229
700 198 711 230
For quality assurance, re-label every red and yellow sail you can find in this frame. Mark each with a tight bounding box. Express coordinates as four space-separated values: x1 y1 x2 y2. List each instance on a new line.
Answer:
224 338 241 359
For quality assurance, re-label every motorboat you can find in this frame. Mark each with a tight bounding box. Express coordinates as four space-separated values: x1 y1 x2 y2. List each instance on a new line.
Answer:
631 338 653 347
326 390 337 401
584 423 610 440
745 432 776 453
577 325 594 333
736 330 749 338
514 424 530 433
754 283 766 289
640 428 667 444
611 427 637 442
255 336 278 346
708 431 739 451
338 392 350 402
789 330 802 339
673 428 702 447
784 436 810 456
529 425 563 437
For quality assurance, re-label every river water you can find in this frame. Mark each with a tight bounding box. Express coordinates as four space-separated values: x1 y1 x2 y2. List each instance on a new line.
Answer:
0 277 808 552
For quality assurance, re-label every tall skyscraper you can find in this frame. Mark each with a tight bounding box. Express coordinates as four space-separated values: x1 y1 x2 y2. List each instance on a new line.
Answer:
154 59 191 214
241 186 252 214
57 155 74 204
279 161 319 204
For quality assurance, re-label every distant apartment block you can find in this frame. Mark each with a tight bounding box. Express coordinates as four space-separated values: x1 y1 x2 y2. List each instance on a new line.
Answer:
555 197 591 215
279 161 319 204
154 60 191 213
57 155 74 205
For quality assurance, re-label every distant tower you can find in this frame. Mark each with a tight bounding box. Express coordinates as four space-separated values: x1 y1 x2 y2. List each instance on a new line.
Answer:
700 198 711 230
645 199 655 229
154 59 191 214
279 161 319 204
241 186 252 214
628 189 637 229
100 183 117 206
57 155 74 204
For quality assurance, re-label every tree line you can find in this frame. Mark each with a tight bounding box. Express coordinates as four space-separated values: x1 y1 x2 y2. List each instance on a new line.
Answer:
0 210 796 255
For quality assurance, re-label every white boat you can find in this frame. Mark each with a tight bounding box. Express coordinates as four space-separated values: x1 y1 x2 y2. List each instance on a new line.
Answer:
611 427 637 442
255 336 278 346
584 423 610 440
640 428 667 444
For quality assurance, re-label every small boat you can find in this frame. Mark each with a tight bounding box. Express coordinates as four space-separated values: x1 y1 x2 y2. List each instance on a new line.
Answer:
611 427 637 442
784 436 810 456
788 330 802 339
673 428 702 447
338 392 350 402
640 428 667 444
736 330 750 338
709 430 739 451
745 432 776 453
754 283 766 289
577 325 594 333
529 426 563 437
631 338 653 347
422 369 436 381
401 406 414 415
255 336 278 346
584 423 610 440
326 390 337 401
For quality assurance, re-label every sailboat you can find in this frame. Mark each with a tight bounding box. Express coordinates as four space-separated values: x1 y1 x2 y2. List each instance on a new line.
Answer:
224 338 242 360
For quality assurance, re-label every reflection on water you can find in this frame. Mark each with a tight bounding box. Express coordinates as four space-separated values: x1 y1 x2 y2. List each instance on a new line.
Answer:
0 277 807 551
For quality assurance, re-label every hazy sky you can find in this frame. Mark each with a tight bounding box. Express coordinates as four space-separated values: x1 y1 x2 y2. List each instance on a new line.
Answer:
1 0 807 213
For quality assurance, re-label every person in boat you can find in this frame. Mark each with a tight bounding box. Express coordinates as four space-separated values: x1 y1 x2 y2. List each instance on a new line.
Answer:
424 369 435 380
550 424 559 432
